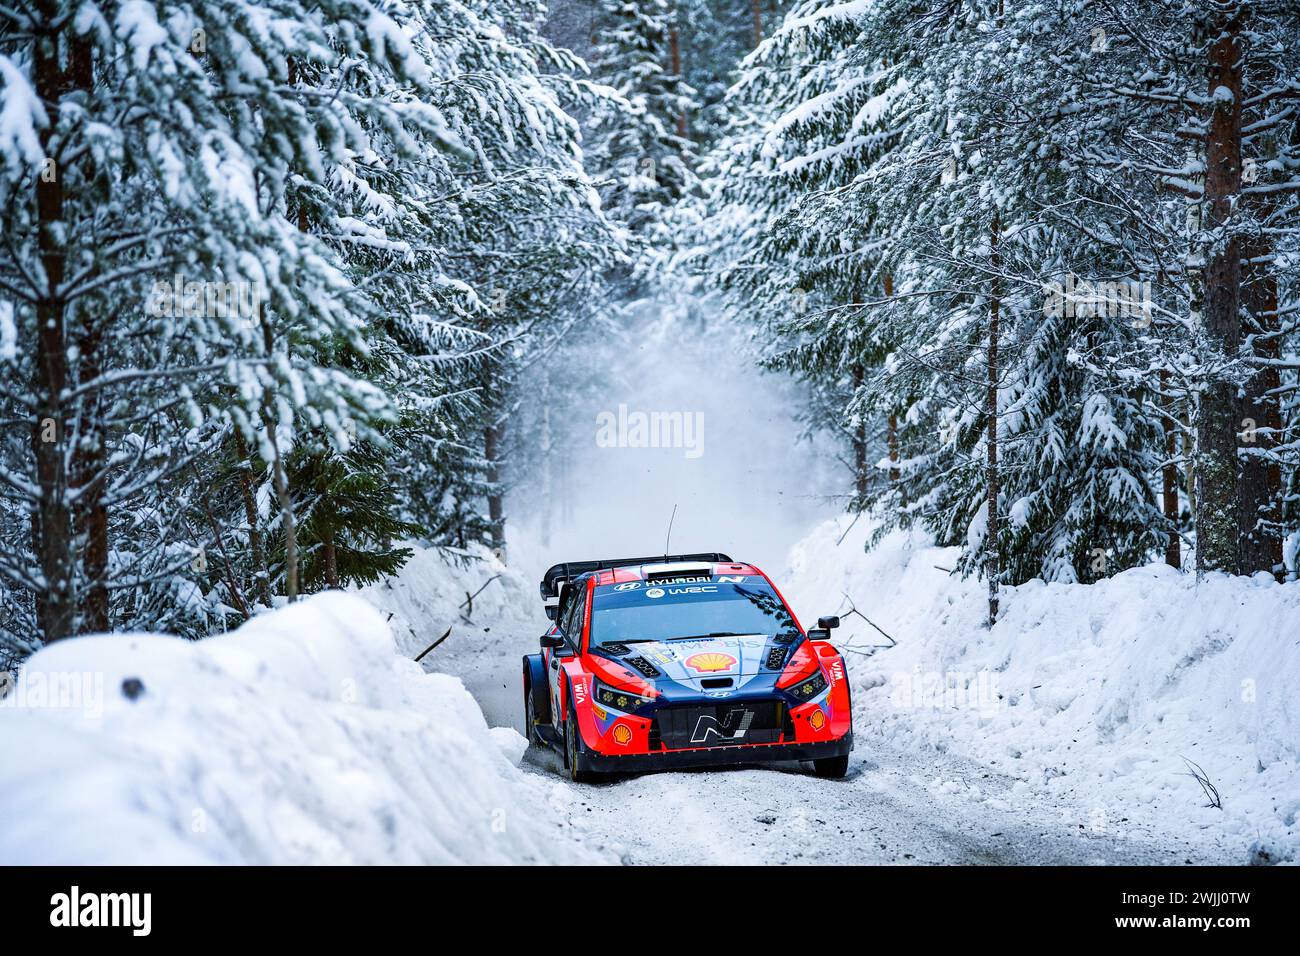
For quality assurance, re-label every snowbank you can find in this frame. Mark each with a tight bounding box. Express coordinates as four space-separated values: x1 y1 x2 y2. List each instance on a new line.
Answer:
0 592 604 865
362 543 541 735
782 518 1300 864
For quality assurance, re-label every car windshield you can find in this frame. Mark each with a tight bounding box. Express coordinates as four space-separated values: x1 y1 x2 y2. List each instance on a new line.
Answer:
589 577 798 647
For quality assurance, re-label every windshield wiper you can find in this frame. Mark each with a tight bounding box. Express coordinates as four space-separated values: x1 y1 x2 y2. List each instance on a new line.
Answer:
668 631 749 641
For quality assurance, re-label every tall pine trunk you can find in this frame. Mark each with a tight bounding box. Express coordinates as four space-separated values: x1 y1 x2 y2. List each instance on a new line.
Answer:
749 0 762 48
539 366 553 547
484 365 507 559
1159 370 1182 569
322 530 339 589
233 430 273 607
31 18 75 642
669 27 686 138
986 216 1001 626
1194 6 1245 574
884 274 899 485
1238 58 1283 579
73 314 109 632
850 364 869 503
1239 232 1282 578
262 407 297 603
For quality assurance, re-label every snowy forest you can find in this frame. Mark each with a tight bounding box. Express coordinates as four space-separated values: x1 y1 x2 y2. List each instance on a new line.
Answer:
2 0 1298 668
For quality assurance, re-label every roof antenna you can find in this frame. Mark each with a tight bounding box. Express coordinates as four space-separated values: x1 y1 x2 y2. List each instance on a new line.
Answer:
664 504 678 558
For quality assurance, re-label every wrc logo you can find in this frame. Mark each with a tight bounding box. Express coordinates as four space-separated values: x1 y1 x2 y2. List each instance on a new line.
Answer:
690 708 755 744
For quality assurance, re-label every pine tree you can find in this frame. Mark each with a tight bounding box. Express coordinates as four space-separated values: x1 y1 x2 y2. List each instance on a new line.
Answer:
589 0 699 237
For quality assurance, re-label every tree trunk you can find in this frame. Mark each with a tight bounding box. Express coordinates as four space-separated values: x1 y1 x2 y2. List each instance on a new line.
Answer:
484 363 507 559
986 216 1001 626
1239 244 1283 579
887 414 899 483
322 529 339 589
750 0 762 48
233 430 272 607
884 273 899 485
539 367 553 547
66 37 105 633
850 364 869 503
73 315 109 632
1238 57 1283 580
485 417 506 559
264 416 297 602
1194 7 1245 574
31 22 74 642
669 27 687 139
1159 370 1182 569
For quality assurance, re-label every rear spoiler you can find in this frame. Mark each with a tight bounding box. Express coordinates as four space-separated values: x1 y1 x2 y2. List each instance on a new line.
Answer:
540 552 734 601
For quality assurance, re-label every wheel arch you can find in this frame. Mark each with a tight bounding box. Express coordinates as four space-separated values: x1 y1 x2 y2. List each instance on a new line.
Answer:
522 653 551 725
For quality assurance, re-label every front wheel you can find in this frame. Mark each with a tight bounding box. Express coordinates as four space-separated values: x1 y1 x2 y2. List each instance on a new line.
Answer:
523 681 542 746
566 712 600 784
812 754 849 779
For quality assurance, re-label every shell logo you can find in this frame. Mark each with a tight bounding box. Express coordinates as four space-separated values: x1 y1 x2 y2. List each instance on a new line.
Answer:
611 724 633 746
809 709 826 731
684 652 737 673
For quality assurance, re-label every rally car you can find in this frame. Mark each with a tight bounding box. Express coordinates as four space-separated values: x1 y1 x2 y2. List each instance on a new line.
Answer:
522 552 853 782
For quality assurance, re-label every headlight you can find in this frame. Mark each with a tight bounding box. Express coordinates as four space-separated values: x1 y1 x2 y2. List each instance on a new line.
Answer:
785 669 828 702
593 678 655 712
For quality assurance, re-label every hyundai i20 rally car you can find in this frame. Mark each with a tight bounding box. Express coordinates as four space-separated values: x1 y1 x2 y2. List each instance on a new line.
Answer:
522 552 853 782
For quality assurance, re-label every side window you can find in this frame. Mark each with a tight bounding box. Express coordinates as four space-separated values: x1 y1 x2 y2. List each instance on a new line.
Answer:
563 581 588 651
557 585 576 643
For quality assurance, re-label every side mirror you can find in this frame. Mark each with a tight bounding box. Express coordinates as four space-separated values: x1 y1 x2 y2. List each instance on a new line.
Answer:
817 615 841 630
540 633 564 649
544 605 558 621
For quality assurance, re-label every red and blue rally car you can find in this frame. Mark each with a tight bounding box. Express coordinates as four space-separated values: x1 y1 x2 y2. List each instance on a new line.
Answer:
522 552 853 782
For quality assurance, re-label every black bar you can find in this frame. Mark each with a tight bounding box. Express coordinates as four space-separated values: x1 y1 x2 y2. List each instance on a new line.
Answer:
0 866 1289 942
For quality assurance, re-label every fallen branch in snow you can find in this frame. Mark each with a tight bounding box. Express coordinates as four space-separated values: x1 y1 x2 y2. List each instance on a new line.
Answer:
1182 757 1223 809
837 591 898 651
835 512 862 546
414 626 453 663
459 574 502 622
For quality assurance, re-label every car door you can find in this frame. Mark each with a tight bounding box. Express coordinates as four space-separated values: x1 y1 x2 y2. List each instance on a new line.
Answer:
547 581 586 731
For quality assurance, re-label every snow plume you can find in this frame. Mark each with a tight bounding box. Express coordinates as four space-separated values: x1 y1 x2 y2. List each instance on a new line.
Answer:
506 307 840 582
0 593 605 864
783 516 1300 864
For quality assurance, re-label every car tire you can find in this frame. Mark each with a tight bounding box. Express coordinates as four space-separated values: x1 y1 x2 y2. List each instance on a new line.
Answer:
812 754 849 779
523 680 542 746
565 709 599 784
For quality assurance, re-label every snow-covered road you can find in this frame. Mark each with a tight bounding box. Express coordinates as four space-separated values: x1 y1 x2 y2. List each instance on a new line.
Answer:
388 579 1232 866
530 743 1213 866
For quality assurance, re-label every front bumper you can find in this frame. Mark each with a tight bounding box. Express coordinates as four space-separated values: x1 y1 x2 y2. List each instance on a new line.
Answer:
574 731 852 774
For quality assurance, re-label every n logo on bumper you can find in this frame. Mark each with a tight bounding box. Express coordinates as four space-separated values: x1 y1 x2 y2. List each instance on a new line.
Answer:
691 708 755 744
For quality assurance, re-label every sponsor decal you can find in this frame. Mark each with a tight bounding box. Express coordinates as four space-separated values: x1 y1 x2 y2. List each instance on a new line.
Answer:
809 708 826 731
691 709 754 744
718 575 745 583
830 661 844 683
612 724 633 746
648 575 710 585
646 588 665 599
614 582 641 591
684 652 737 673
572 680 587 705
593 705 607 721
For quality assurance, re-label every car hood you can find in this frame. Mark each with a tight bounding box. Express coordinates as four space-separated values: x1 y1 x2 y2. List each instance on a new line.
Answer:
597 634 795 694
